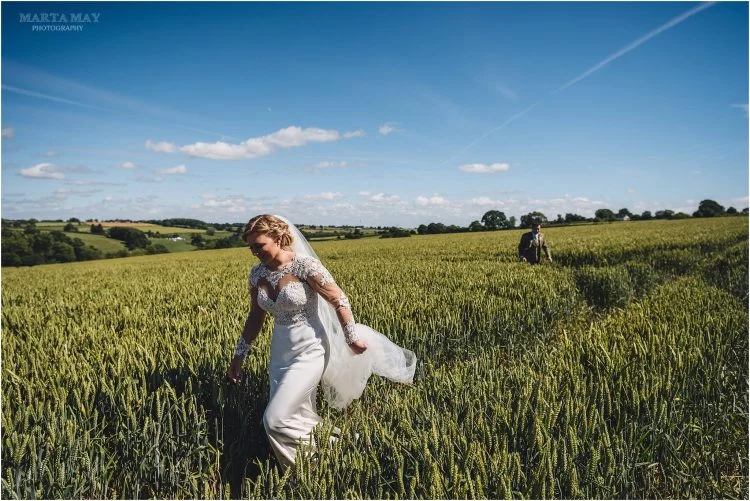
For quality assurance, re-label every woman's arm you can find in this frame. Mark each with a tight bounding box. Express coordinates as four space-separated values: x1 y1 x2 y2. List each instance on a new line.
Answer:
303 260 367 354
227 286 266 381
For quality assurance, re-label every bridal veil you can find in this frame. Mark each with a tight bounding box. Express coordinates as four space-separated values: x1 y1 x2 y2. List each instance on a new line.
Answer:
275 215 417 409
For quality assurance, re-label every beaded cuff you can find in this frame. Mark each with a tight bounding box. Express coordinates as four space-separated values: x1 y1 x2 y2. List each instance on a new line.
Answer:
343 319 359 344
234 337 252 359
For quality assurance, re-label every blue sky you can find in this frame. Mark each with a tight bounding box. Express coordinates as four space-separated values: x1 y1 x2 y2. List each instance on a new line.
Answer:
2 1 747 226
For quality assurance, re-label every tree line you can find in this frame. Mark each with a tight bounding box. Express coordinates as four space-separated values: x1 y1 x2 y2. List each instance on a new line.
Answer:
417 199 747 235
3 200 744 266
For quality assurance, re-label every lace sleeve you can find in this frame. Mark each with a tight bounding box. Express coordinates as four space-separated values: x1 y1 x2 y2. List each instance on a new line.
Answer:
300 256 359 344
296 256 335 286
249 264 263 289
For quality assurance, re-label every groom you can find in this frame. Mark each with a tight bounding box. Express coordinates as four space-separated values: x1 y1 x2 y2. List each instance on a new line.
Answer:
518 222 552 264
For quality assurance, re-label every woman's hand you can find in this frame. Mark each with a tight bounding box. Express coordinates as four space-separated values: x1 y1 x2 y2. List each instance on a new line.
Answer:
348 339 368 355
227 356 244 383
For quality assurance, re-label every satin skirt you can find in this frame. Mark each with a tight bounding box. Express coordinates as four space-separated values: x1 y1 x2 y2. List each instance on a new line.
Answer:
263 317 326 468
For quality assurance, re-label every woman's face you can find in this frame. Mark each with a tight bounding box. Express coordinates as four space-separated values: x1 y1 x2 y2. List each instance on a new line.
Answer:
246 232 280 264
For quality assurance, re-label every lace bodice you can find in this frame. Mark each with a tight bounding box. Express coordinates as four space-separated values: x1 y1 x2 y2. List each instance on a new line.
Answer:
250 255 336 326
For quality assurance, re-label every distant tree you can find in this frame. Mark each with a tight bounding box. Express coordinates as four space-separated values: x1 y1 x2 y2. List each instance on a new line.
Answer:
417 224 428 235
469 220 484 232
654 210 675 220
107 227 149 250
63 222 78 232
508 216 516 228
105 249 130 259
147 218 207 229
554 214 564 225
145 244 170 255
617 208 632 219
1 233 33 266
481 210 508 231
743 208 749 215
72 239 103 261
67 217 81 223
672 212 690 219
344 228 363 239
49 242 76 263
31 232 54 254
23 223 38 235
90 223 106 235
594 209 616 222
726 206 738 215
520 212 548 228
206 227 216 236
693 199 725 218
565 213 587 224
426 223 447 234
191 234 205 247
379 227 411 238
640 211 653 220
220 235 244 248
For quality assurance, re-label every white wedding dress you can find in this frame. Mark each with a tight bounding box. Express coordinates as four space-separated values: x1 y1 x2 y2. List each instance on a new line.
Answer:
250 251 416 468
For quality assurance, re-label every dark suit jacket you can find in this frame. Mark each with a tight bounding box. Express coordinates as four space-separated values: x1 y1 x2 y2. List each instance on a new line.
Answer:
518 231 551 263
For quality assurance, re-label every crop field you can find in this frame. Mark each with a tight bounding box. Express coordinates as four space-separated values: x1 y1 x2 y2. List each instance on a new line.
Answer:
58 232 129 253
2 218 747 499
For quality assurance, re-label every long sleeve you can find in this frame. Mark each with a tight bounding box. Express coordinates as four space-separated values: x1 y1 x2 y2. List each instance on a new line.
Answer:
297 256 359 344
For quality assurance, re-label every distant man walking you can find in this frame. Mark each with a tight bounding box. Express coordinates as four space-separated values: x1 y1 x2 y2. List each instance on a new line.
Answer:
518 222 552 264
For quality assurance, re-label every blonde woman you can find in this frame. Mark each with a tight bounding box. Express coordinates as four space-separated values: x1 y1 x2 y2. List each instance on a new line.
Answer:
227 214 416 468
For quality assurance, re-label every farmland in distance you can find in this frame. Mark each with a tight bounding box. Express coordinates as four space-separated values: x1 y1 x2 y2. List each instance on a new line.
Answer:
2 217 747 499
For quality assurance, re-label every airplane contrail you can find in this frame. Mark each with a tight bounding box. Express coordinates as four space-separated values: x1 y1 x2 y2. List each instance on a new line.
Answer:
444 1 716 165
554 1 716 94
2 84 112 112
439 99 545 166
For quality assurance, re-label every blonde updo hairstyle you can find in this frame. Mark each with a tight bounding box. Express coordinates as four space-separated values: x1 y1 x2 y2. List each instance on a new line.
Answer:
243 214 294 250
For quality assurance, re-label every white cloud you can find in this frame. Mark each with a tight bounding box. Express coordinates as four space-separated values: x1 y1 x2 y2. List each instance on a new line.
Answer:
145 140 177 153
1 127 14 138
470 196 506 207
727 195 749 208
316 161 348 169
265 126 339 148
64 179 126 187
379 122 399 135
459 163 511 173
20 163 64 179
359 191 400 202
134 175 165 183
179 126 344 160
415 194 447 206
181 140 260 160
343 130 365 138
119 162 137 169
53 187 101 197
45 150 57 157
158 164 187 175
304 192 344 201
196 196 248 213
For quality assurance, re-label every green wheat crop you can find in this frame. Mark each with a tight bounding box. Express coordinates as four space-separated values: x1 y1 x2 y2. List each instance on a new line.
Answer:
2 217 747 498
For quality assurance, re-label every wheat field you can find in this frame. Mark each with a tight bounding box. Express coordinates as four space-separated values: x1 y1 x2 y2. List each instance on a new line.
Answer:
2 218 747 499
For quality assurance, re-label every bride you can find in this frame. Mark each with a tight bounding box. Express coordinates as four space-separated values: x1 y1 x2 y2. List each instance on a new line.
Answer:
227 214 417 468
